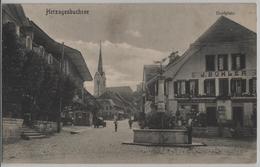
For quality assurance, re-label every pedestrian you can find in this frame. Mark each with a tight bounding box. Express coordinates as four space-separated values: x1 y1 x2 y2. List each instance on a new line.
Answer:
187 116 193 144
114 119 118 132
128 118 133 129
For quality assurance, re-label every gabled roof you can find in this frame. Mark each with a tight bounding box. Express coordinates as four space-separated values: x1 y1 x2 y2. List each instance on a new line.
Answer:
194 16 256 44
30 21 92 81
2 4 29 26
143 65 161 82
99 91 137 112
163 16 256 79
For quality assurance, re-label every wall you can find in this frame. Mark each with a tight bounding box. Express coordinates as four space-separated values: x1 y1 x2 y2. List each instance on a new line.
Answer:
3 118 23 143
34 120 58 133
167 41 256 116
174 42 256 81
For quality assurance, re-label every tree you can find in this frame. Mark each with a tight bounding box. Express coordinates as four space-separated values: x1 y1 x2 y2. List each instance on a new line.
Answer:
3 22 77 122
2 22 26 117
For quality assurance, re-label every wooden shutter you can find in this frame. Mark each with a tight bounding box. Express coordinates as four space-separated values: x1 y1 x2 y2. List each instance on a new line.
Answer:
231 54 236 70
174 81 177 95
240 54 246 69
231 79 235 95
224 55 228 70
185 81 190 95
204 80 207 94
195 80 198 95
241 79 246 93
249 79 253 94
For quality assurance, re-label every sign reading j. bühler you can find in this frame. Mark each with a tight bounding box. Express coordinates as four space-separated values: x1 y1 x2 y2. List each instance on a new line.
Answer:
192 69 256 78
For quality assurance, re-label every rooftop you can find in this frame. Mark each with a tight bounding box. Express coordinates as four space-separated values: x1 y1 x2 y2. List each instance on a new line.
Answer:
30 20 93 81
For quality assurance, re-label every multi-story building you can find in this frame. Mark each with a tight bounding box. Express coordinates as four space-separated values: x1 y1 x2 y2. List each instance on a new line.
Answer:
145 16 256 128
3 4 95 126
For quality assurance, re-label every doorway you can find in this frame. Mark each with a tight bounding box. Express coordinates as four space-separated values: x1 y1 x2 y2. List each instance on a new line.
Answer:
232 107 244 127
206 107 217 126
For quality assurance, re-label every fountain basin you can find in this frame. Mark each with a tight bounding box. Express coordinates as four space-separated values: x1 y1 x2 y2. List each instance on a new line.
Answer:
133 128 188 144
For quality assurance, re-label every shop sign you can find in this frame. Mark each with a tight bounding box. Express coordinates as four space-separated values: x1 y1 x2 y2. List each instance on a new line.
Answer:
192 69 256 78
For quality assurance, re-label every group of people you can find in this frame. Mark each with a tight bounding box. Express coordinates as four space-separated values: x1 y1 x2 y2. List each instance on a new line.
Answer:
113 117 133 132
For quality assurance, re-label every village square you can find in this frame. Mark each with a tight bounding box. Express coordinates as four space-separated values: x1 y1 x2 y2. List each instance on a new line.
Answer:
2 3 257 164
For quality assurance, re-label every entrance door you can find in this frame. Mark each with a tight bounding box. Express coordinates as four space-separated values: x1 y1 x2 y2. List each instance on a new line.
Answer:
232 107 244 127
206 107 217 126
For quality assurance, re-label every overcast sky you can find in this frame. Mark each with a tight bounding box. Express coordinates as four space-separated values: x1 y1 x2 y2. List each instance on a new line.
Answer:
22 3 256 94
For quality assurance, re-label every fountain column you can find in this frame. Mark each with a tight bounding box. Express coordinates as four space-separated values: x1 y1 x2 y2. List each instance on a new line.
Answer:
156 75 165 112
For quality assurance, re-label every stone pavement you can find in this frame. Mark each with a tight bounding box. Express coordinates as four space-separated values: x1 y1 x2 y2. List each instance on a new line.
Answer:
3 120 256 163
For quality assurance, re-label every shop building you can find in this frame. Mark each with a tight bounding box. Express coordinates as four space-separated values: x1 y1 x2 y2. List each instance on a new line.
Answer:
146 16 256 128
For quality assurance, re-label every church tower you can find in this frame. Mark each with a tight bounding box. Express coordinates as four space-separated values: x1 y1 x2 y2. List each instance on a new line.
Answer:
94 41 106 97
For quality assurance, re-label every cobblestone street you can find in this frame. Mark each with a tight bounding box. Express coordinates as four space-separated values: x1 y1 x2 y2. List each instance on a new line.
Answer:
3 120 256 163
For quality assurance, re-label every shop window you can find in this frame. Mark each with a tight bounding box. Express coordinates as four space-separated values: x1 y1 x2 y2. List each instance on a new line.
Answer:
231 78 246 96
189 80 198 96
249 78 257 95
232 54 245 70
218 54 228 71
204 79 215 96
219 78 229 96
205 55 215 71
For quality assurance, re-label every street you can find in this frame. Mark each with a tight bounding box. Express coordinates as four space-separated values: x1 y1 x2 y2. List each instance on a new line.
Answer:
3 120 256 163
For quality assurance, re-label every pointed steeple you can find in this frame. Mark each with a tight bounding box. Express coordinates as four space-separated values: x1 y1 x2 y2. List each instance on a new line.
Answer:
97 40 103 75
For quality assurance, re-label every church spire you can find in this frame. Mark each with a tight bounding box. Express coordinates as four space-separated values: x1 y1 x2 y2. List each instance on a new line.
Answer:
97 40 103 74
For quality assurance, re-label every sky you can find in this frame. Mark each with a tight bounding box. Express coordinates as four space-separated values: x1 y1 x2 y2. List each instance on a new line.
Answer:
22 3 256 94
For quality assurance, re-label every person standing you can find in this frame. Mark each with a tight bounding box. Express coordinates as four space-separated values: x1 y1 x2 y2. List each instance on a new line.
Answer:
128 118 133 129
187 117 193 144
114 118 118 132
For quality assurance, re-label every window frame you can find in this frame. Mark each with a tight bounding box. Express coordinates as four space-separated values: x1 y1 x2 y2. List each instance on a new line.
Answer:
204 79 216 96
231 53 246 70
205 55 216 71
217 54 228 71
219 78 229 97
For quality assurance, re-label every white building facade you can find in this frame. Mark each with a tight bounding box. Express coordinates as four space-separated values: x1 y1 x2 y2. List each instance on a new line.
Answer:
163 16 256 127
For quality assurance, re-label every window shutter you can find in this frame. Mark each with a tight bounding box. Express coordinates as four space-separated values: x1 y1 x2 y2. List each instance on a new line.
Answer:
231 55 236 70
224 55 228 70
204 80 207 94
186 81 190 95
231 79 235 95
195 80 198 95
174 81 177 95
240 54 246 69
249 79 253 94
241 79 246 93
212 79 216 96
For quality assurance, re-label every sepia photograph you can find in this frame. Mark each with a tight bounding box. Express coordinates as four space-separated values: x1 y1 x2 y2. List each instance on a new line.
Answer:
1 1 257 165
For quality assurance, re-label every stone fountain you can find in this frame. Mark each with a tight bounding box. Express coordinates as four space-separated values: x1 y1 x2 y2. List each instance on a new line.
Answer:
123 58 205 147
